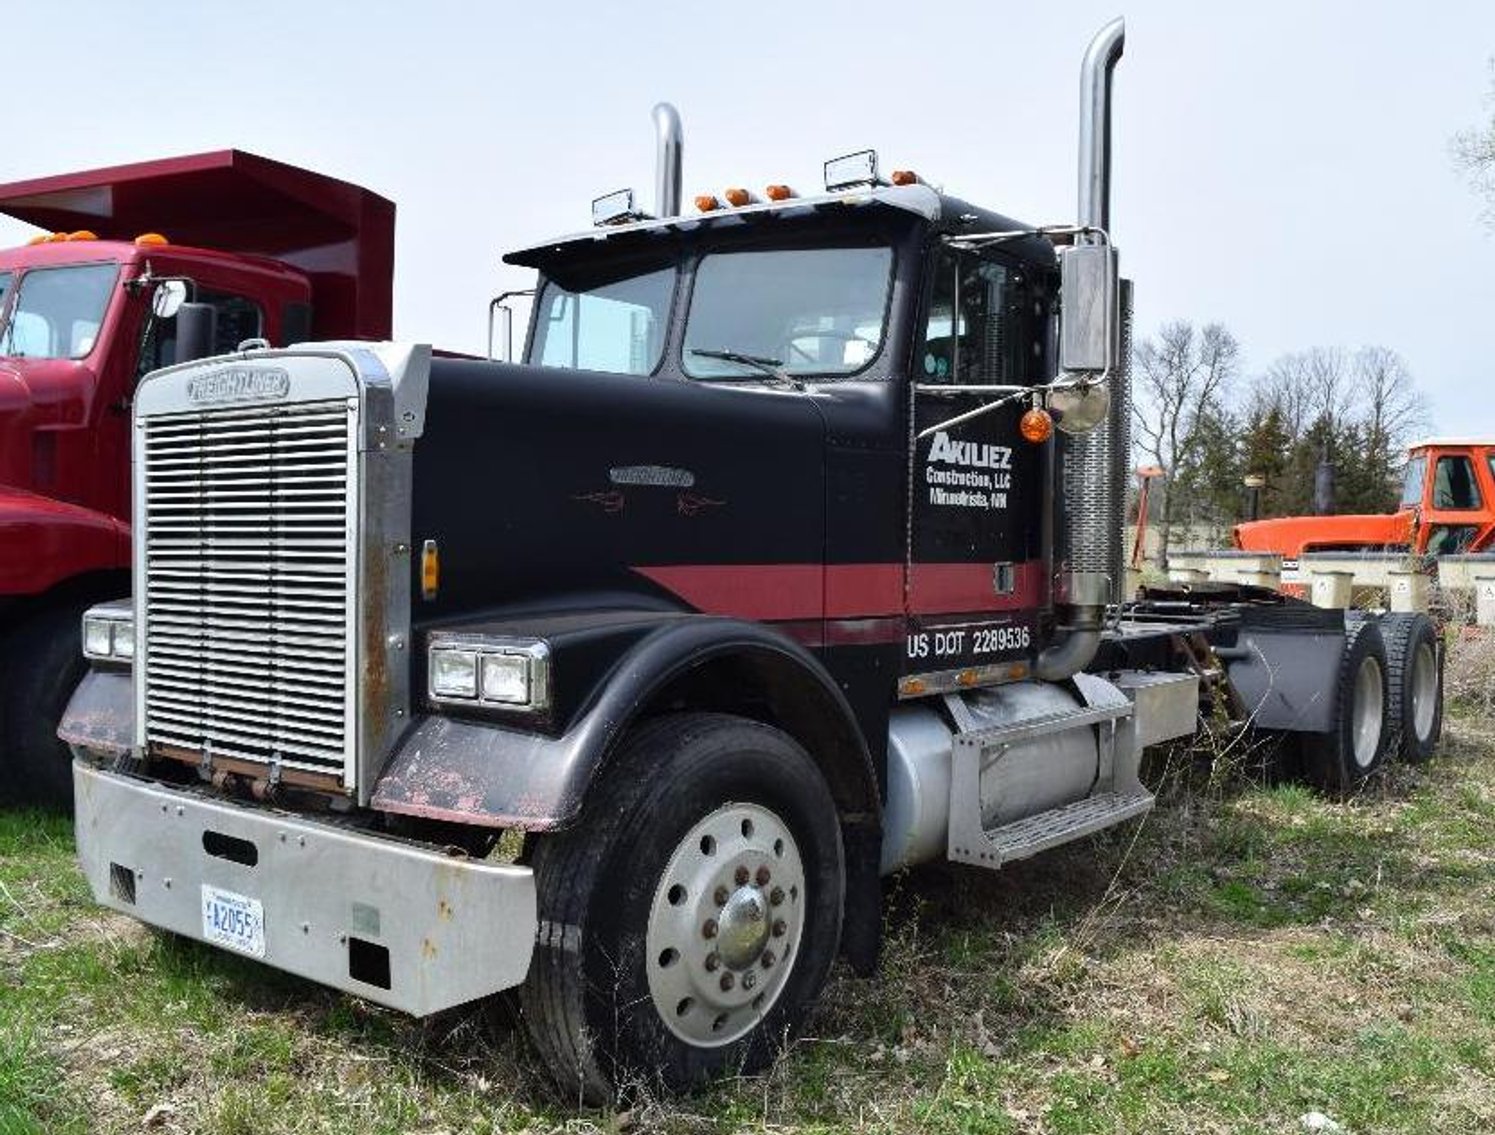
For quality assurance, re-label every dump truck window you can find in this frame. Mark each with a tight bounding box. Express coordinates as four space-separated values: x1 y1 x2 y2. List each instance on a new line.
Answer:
1400 455 1426 507
1426 524 1478 555
682 246 893 380
0 262 118 360
920 248 1030 386
1432 455 1481 510
532 267 674 376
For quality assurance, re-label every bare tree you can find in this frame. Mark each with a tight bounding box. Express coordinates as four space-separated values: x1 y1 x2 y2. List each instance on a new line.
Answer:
1354 346 1427 456
1454 60 1495 220
1132 320 1240 564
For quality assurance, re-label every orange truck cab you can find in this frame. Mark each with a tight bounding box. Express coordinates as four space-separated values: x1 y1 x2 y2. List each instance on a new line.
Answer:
1234 440 1495 576
0 150 393 806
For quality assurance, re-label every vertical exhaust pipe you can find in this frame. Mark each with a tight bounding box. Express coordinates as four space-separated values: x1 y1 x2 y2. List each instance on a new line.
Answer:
1038 17 1126 682
652 102 683 219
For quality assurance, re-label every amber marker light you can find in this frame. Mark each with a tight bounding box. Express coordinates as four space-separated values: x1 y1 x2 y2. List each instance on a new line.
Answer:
25 234 48 245
421 539 441 601
44 232 68 242
695 194 721 211
1020 407 1054 444
134 232 169 246
764 184 795 201
67 230 98 241
898 676 928 697
890 169 920 186
723 187 753 207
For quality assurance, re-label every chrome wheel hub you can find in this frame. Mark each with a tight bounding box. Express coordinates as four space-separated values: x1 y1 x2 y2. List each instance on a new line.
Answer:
1410 641 1438 741
645 802 805 1047
1351 654 1385 769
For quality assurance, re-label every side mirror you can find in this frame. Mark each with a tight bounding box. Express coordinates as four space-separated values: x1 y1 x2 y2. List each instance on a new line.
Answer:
1058 244 1118 374
152 280 188 320
175 303 218 364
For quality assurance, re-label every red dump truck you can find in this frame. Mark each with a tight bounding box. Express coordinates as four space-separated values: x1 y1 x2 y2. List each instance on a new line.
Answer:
0 151 393 806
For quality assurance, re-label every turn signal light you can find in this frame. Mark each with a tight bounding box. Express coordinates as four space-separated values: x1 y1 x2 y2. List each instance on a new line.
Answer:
723 187 753 207
695 194 721 211
764 184 795 201
421 539 440 601
890 169 920 186
134 232 169 246
1020 407 1054 444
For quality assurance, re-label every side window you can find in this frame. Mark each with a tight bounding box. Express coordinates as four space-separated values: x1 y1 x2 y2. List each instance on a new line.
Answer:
138 290 265 376
919 248 1030 386
1399 455 1426 507
1432 455 1481 510
1426 525 1479 555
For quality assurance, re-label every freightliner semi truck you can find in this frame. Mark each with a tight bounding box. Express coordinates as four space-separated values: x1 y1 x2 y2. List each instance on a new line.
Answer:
0 150 393 806
59 22 1445 1099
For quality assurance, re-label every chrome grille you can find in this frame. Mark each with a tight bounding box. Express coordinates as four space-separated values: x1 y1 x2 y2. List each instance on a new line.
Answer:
140 398 357 780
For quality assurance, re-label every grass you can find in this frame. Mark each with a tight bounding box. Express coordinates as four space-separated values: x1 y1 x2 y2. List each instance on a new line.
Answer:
4 717 1495 1133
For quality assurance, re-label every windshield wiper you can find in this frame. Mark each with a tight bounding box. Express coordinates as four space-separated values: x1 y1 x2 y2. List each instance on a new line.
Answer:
689 348 803 390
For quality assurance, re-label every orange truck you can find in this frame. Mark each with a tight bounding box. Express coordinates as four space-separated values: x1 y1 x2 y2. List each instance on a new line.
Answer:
1234 440 1495 574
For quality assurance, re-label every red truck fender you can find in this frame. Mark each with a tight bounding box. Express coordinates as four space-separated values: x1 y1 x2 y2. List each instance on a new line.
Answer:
0 485 128 595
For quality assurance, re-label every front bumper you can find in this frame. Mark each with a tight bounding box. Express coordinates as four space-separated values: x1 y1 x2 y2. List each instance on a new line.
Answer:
73 761 537 1016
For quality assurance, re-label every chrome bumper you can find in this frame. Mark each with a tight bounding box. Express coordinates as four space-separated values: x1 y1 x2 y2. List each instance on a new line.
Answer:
73 761 537 1016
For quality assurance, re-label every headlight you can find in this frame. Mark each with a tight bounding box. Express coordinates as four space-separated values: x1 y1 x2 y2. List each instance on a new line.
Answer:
81 603 135 663
428 637 549 712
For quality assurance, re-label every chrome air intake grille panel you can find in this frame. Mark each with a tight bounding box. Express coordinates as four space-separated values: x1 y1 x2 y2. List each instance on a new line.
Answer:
140 398 358 781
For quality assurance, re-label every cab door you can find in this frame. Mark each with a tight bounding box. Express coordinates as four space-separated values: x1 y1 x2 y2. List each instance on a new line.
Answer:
903 245 1047 679
1419 449 1492 555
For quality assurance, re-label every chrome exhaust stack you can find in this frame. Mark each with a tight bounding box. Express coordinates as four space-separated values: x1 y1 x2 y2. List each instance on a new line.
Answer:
652 102 683 219
1038 17 1126 681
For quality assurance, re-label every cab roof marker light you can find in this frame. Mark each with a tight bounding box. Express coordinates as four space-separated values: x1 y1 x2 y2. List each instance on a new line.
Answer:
764 184 795 201
67 230 98 241
823 149 881 192
694 193 721 212
889 169 920 186
723 187 756 207
134 232 168 246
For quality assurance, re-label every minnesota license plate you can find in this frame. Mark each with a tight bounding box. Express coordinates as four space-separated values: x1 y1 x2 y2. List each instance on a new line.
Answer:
201 885 266 958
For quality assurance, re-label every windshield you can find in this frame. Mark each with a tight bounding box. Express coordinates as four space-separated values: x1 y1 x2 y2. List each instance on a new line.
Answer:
530 266 675 375
683 246 893 380
0 263 119 360
1400 455 1426 508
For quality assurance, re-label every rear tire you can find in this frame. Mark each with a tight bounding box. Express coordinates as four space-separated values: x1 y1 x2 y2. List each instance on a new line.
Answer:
0 601 91 810
1380 612 1443 763
1302 617 1391 792
519 713 844 1103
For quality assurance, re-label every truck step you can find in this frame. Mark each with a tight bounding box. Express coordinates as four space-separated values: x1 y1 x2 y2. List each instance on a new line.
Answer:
950 790 1154 869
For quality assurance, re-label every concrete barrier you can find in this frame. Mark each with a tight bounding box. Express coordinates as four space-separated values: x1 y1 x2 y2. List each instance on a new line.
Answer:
1388 569 1431 614
1478 577 1495 628
1309 570 1354 609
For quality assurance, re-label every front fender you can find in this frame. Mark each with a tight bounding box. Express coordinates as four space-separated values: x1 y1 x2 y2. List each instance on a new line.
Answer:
372 613 878 831
0 485 129 595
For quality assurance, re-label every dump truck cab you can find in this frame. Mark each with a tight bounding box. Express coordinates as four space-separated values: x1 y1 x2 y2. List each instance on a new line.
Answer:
0 150 393 806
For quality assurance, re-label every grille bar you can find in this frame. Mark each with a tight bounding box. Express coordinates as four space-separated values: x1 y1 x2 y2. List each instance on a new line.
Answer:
140 398 357 781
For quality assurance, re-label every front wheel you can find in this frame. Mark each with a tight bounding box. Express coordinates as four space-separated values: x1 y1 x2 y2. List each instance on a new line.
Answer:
519 713 845 1102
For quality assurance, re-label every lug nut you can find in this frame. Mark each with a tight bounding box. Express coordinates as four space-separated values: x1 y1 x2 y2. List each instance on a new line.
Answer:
769 887 785 907
742 971 757 990
720 972 735 992
755 866 771 886
703 918 718 939
772 919 786 938
734 866 750 886
761 950 775 969
705 952 721 972
714 886 729 905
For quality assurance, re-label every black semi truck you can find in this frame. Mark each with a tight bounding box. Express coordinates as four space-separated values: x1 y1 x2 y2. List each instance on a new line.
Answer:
60 20 1443 1100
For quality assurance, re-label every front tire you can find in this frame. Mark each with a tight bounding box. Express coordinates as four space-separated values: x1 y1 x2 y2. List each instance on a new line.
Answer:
519 713 844 1102
1302 617 1391 792
0 601 91 810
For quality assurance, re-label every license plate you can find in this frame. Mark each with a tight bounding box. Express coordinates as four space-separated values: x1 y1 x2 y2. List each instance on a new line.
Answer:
201 885 266 958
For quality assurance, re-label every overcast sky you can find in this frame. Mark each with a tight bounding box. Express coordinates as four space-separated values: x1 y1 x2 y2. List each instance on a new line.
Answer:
6 1 1494 437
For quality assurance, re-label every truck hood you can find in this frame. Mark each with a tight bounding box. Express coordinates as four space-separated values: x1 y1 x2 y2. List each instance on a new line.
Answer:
1233 510 1415 556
